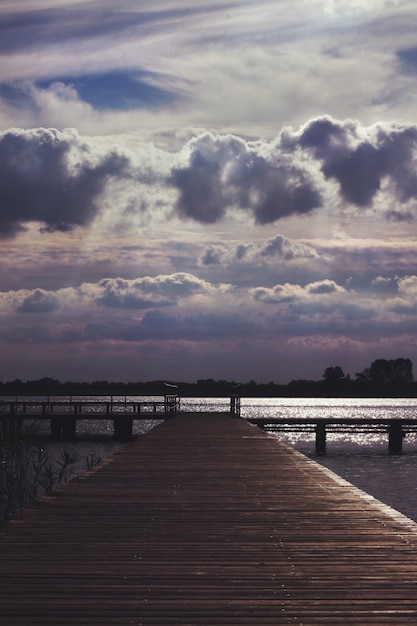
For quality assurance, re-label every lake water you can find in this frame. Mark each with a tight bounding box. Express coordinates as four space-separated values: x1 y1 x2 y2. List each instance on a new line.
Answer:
3 396 417 524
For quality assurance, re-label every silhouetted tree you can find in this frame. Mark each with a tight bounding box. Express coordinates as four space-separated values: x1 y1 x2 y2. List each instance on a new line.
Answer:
323 366 345 384
356 358 413 386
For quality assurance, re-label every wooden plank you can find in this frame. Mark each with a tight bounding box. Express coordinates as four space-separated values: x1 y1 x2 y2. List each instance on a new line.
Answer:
1 412 417 624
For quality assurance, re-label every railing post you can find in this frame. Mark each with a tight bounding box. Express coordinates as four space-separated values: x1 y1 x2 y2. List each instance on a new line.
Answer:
315 421 327 456
388 420 404 454
230 395 241 416
164 395 179 415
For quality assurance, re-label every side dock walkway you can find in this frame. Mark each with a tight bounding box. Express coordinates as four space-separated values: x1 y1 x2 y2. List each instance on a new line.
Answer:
2 413 417 624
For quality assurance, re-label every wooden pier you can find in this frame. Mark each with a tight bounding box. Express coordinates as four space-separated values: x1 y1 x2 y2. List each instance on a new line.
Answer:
2 396 417 453
247 416 417 455
0 396 179 441
2 412 417 624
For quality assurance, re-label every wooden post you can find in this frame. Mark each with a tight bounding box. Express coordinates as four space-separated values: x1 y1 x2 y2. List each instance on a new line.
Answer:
62 417 76 441
51 418 63 440
315 421 327 456
388 420 404 454
50 416 75 440
114 417 133 441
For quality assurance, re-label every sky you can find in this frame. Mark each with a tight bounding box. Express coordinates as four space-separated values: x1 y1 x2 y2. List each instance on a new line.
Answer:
1 0 417 385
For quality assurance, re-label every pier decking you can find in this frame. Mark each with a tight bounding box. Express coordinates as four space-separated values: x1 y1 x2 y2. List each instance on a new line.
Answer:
2 412 417 624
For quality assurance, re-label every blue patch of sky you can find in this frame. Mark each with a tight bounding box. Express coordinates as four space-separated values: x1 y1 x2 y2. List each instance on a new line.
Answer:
397 47 417 73
0 69 180 112
36 69 180 111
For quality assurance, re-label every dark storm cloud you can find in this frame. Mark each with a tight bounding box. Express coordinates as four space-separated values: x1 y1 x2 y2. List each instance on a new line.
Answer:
171 133 322 224
170 149 226 223
171 118 417 225
0 128 128 236
294 116 417 209
230 154 322 224
4 117 417 239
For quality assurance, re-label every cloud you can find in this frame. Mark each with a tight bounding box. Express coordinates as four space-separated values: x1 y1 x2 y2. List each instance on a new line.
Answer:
289 115 417 210
199 234 321 266
15 289 60 314
3 117 417 240
2 267 417 384
250 283 304 304
307 279 345 294
2 272 231 316
170 147 226 223
370 276 399 294
95 273 224 309
397 275 417 295
138 309 255 341
0 127 129 236
158 119 417 226
0 3 241 57
171 132 322 224
250 279 346 304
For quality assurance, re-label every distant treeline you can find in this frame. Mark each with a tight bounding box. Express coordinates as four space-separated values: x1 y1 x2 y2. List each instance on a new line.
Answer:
1 358 416 398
